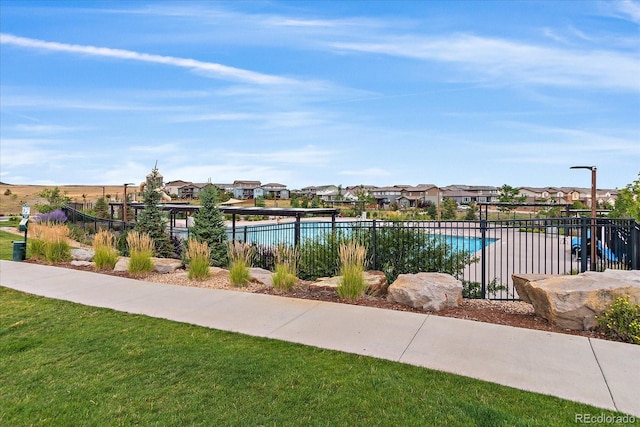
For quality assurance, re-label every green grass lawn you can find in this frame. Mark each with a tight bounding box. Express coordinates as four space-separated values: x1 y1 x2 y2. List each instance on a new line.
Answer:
1 288 629 426
0 230 22 260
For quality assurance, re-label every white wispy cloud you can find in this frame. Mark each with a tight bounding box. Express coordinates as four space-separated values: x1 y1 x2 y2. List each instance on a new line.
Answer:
613 0 640 23
0 33 296 85
330 34 640 91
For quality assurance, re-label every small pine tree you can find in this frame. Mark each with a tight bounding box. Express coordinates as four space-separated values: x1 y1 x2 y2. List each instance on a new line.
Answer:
191 185 228 267
94 197 110 219
134 164 174 258
464 203 478 221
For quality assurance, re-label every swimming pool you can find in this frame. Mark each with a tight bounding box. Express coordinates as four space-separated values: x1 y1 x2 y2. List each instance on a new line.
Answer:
228 223 495 254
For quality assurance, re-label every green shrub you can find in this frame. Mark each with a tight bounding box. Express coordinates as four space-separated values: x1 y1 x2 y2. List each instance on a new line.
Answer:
190 186 228 267
67 224 92 246
185 239 211 281
27 238 46 260
93 230 119 271
27 223 71 263
597 297 640 344
272 244 298 291
228 241 253 286
127 231 154 274
272 264 297 291
462 278 507 299
337 242 367 300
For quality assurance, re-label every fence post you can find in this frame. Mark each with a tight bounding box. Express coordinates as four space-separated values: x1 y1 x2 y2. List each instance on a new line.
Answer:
632 221 639 270
580 216 588 273
480 218 487 298
243 226 248 244
372 220 377 270
294 214 301 247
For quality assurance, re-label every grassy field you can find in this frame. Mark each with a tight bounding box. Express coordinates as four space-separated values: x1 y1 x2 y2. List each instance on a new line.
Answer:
0 287 628 426
0 184 124 216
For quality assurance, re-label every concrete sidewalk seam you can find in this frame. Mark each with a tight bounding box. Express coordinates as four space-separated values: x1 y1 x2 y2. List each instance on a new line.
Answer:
398 315 429 362
588 337 618 413
265 299 323 337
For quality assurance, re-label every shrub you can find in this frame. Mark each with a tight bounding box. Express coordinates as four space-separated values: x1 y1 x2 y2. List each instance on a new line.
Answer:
597 297 640 344
134 164 174 258
185 239 211 281
190 186 228 267
93 230 119 271
272 244 298 292
67 224 92 246
34 209 67 224
228 241 253 287
462 278 507 299
27 223 72 263
127 231 154 274
337 242 367 300
27 222 48 260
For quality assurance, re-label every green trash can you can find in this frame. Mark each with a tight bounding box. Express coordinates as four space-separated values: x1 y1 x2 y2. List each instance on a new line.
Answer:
12 241 26 262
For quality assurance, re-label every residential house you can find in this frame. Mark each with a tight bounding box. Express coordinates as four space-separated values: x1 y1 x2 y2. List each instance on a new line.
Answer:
178 182 212 199
441 185 499 204
396 184 441 208
164 180 191 197
260 183 290 200
518 187 569 205
371 186 403 208
233 180 261 199
315 185 340 201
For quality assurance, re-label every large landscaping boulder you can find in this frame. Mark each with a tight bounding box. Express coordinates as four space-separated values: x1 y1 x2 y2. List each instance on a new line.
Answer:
512 270 640 330
387 272 463 311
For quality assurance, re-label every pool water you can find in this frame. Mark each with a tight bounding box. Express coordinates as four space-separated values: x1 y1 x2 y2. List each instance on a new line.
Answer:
229 224 495 254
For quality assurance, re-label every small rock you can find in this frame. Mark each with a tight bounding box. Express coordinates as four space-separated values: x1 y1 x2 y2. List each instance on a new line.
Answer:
209 267 231 279
114 258 129 272
152 258 183 274
71 248 94 262
250 267 273 287
70 260 93 267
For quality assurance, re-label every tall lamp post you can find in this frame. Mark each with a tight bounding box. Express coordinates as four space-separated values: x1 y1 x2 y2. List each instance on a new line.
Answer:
570 166 597 271
123 183 135 223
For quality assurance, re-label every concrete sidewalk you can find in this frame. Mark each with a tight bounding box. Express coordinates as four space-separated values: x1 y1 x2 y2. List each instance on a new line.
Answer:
1 260 638 417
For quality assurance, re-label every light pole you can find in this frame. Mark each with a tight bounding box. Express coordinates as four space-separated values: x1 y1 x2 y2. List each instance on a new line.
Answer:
123 183 135 223
570 166 597 271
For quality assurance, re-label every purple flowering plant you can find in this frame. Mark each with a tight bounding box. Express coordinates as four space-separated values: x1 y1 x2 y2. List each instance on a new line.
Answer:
35 209 68 224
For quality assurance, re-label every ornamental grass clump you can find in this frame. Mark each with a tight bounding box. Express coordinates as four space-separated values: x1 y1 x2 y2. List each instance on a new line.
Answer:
228 241 253 287
597 297 640 345
185 239 211 281
337 242 367 300
127 231 154 274
27 222 47 260
92 230 119 271
272 244 298 292
28 223 72 263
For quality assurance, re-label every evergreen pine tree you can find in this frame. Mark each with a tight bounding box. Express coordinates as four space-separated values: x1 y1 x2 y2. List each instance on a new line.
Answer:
134 165 174 257
94 197 110 219
191 185 229 267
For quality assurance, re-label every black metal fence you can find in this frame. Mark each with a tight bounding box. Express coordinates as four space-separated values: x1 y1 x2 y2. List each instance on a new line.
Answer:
225 217 639 301
62 205 639 301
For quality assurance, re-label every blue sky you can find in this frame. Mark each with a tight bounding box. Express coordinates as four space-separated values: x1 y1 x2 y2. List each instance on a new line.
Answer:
1 1 638 190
